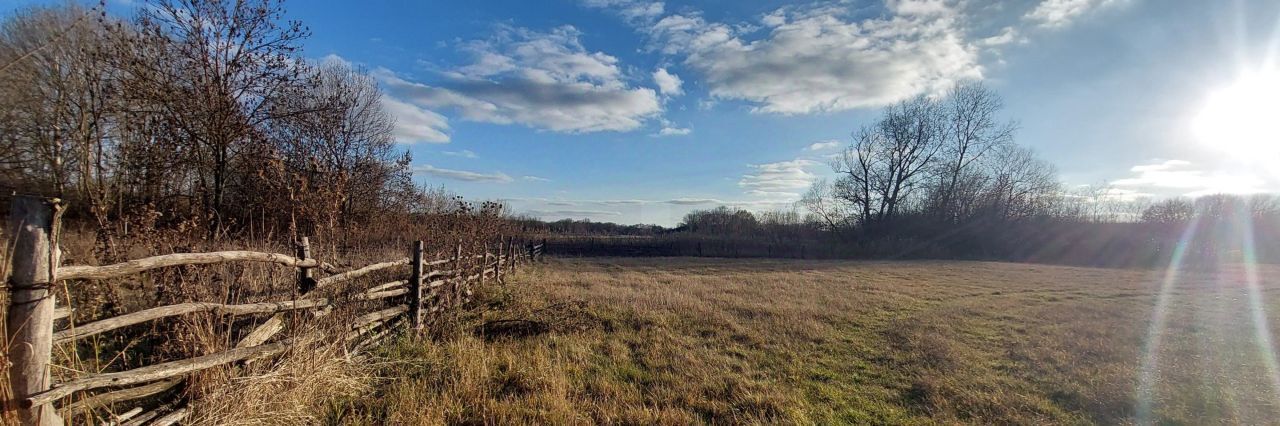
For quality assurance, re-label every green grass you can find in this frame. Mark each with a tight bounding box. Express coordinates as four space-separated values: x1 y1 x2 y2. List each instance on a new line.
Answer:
326 258 1280 424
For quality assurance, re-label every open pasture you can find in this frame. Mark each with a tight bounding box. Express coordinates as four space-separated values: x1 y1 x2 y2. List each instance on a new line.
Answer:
336 258 1280 424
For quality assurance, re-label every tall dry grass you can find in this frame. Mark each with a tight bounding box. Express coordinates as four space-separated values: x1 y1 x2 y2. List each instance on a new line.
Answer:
331 257 1280 424
42 204 520 424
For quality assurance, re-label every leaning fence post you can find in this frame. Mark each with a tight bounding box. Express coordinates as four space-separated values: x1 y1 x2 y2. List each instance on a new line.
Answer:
296 236 314 294
5 196 65 426
409 241 424 330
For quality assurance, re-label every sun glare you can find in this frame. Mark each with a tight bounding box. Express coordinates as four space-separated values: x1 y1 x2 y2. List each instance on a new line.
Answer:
1194 72 1280 159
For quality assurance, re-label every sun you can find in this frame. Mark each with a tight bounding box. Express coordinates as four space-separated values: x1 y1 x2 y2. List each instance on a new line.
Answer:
1193 71 1280 159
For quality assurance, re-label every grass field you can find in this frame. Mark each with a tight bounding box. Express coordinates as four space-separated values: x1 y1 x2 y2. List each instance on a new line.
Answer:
327 258 1280 425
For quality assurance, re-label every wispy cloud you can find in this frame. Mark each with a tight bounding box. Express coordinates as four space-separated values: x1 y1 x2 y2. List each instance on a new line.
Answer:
739 159 819 199
653 118 692 136
1025 0 1122 28
527 209 623 217
522 175 551 182
413 165 513 183
443 149 478 158
664 198 722 205
381 95 451 143
581 0 664 25
1110 159 1269 197
806 140 840 151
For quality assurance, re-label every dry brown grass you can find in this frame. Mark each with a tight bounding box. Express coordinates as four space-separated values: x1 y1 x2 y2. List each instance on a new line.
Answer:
47 229 478 424
332 257 1280 425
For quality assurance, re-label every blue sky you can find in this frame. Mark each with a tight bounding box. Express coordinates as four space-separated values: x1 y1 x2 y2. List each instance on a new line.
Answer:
10 0 1280 225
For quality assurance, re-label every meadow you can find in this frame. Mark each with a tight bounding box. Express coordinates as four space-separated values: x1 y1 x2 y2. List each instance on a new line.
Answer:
330 257 1280 425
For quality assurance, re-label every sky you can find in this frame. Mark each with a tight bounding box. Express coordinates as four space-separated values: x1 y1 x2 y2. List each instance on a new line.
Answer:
9 0 1280 226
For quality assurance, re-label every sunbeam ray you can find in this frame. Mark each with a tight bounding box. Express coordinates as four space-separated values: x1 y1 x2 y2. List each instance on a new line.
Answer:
1137 216 1201 423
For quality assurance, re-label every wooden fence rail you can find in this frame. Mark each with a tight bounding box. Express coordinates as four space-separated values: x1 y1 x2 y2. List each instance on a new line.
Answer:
1 196 547 425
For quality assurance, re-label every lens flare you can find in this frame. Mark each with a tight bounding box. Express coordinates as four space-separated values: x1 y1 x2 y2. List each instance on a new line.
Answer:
1236 206 1280 396
1136 217 1200 422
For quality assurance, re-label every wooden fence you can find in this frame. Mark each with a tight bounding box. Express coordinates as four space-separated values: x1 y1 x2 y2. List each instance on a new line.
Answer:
1 196 545 425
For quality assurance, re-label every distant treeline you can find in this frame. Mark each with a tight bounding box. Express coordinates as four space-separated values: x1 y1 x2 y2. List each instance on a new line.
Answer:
0 1 520 256
530 83 1280 267
512 218 670 236
536 195 1280 268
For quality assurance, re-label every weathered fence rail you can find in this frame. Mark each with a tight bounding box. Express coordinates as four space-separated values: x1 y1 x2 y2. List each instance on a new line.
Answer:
1 196 546 425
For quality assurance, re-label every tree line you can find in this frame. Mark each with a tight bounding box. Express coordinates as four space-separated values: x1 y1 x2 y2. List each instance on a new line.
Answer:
660 84 1280 266
0 0 469 253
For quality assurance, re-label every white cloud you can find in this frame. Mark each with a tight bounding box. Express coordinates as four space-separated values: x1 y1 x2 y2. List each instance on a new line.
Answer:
887 0 953 17
319 54 450 144
522 175 551 182
1110 159 1269 197
582 0 665 25
806 140 840 151
381 96 451 143
653 118 691 136
739 159 819 199
652 67 683 96
980 26 1020 46
1025 0 1120 28
443 149 477 158
647 5 983 114
377 25 661 133
413 165 513 183
657 126 692 136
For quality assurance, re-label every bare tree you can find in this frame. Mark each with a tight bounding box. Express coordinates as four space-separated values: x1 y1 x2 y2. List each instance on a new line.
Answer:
1141 198 1194 224
830 95 946 228
800 179 852 231
932 82 1016 221
123 0 311 236
981 144 1060 221
264 58 400 236
0 4 115 201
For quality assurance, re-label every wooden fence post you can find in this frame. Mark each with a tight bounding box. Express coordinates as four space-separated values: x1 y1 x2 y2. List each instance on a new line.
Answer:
5 196 64 426
527 242 534 263
453 243 466 303
496 237 504 284
296 237 314 294
409 241 424 330
453 243 463 271
540 238 547 262
481 249 490 286
506 238 515 274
